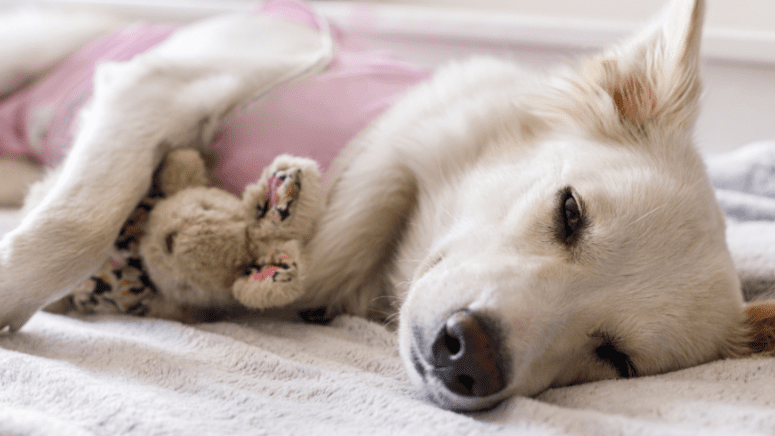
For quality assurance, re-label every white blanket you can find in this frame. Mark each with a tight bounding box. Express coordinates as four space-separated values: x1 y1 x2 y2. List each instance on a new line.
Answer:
708 142 775 302
1 142 774 436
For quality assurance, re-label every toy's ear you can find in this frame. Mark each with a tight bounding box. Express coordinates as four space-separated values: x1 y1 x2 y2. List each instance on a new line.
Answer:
242 154 321 239
232 240 305 309
155 148 210 197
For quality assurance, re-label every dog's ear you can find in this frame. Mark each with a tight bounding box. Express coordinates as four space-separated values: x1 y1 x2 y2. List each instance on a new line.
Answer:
580 0 704 133
745 301 775 355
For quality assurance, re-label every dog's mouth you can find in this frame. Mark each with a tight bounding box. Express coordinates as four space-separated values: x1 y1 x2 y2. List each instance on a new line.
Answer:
408 310 509 411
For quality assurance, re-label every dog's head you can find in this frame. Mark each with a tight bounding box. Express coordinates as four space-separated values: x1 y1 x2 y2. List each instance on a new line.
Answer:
399 0 751 411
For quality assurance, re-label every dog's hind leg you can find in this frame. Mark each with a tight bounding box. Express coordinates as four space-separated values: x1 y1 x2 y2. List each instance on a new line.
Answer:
301 137 420 318
0 14 332 331
0 9 124 206
0 8 124 98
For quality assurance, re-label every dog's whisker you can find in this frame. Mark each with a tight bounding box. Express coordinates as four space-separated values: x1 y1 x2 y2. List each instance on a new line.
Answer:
392 280 415 289
383 311 401 325
434 146 452 194
631 204 667 226
371 294 403 303
397 257 428 264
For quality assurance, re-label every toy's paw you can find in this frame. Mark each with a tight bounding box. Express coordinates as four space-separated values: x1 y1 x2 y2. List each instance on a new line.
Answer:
233 271 304 309
245 254 297 284
232 241 304 309
243 155 321 239
259 167 302 224
68 260 157 317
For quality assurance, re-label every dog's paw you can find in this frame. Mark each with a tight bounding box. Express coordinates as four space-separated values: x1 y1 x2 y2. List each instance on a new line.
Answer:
0 233 69 331
0 300 42 333
0 277 57 332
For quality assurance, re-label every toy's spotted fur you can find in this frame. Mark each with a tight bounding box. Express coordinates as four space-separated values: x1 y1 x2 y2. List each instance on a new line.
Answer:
69 260 156 317
67 196 159 317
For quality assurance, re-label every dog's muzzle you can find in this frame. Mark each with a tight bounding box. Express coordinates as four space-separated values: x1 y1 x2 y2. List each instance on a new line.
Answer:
411 310 507 410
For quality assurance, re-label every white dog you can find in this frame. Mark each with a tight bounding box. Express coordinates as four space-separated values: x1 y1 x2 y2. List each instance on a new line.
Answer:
0 0 771 412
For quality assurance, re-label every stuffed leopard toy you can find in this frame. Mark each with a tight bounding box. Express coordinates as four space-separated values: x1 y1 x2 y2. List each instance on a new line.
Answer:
46 149 321 322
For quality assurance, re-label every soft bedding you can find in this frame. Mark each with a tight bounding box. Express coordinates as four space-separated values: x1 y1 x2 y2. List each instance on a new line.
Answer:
0 141 774 436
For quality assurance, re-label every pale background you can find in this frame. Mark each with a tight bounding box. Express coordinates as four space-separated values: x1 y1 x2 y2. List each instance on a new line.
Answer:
328 0 775 154
6 0 775 155
341 0 775 33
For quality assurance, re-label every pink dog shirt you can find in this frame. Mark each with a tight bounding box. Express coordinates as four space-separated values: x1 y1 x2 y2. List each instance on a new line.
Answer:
0 0 429 194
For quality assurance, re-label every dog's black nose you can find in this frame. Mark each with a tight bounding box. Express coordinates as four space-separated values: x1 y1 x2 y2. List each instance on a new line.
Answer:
430 310 506 397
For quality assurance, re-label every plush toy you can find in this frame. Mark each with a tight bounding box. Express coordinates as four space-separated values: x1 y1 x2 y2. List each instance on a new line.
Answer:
47 149 321 321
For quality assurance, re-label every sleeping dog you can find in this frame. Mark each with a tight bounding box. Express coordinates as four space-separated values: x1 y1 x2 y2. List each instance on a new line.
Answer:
0 0 772 412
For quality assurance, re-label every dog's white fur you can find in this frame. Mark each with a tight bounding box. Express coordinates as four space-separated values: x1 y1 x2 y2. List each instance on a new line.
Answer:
0 0 753 411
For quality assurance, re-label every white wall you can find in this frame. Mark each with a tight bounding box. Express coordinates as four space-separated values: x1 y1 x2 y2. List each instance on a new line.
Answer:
319 1 775 154
362 0 775 33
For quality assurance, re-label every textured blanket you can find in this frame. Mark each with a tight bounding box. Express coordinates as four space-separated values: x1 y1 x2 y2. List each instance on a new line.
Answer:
0 142 774 436
708 142 775 302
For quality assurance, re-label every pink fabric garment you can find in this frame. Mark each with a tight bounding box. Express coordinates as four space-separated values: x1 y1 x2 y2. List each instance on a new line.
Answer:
0 0 430 194
0 24 177 167
210 0 431 193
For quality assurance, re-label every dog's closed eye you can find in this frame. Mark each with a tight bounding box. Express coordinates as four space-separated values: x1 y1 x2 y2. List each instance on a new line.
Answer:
557 187 584 245
593 331 637 378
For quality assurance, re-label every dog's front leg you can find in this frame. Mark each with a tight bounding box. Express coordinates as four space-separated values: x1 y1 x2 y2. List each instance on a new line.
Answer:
0 62 179 331
0 8 125 98
302 132 420 318
0 8 124 206
0 13 332 331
